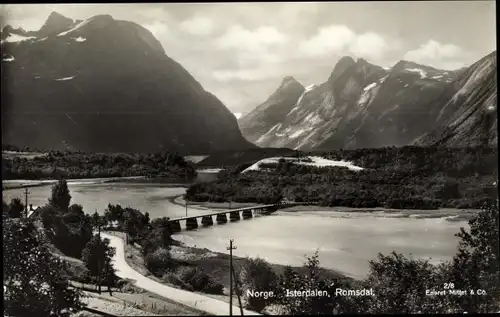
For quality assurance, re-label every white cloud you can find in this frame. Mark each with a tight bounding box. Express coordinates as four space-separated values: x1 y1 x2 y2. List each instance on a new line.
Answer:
349 32 387 60
298 25 355 57
213 65 284 82
404 40 466 70
298 25 393 61
179 16 215 36
213 69 268 82
215 25 290 52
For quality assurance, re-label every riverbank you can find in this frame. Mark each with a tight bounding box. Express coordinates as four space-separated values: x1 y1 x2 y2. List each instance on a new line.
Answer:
2 176 148 190
174 194 481 218
279 204 481 220
1 176 196 190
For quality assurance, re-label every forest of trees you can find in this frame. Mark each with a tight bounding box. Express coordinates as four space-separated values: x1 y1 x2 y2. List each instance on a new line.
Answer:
2 150 197 180
186 146 498 209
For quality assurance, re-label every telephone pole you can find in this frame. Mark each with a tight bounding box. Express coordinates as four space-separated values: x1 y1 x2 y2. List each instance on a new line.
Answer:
227 239 237 316
232 266 244 316
96 209 102 294
24 188 30 217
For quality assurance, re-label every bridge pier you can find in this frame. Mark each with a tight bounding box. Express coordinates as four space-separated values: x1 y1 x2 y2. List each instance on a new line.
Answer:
216 213 228 224
230 211 240 221
169 220 181 233
242 209 253 219
186 217 198 230
201 215 214 226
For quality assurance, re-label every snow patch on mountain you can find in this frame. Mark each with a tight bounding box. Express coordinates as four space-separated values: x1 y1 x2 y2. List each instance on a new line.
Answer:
406 68 427 79
54 76 75 81
2 34 36 43
58 18 92 36
302 112 322 125
2 55 15 62
363 82 377 91
450 57 494 103
295 130 318 149
242 156 364 173
431 75 443 79
256 123 282 143
379 75 389 83
288 84 317 115
73 36 86 42
358 82 379 106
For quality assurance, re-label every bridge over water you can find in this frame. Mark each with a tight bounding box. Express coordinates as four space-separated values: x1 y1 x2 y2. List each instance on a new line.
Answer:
168 202 300 232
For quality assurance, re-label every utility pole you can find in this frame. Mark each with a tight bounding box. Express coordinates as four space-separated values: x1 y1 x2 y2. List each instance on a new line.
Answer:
24 188 30 218
227 239 237 316
96 209 102 294
232 266 244 316
185 199 188 217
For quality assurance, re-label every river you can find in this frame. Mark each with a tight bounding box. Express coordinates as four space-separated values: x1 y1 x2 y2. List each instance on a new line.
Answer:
2 179 470 279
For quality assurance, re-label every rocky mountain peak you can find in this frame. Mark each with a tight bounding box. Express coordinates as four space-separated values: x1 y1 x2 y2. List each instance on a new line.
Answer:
37 11 74 36
328 56 356 82
278 76 304 91
356 57 368 65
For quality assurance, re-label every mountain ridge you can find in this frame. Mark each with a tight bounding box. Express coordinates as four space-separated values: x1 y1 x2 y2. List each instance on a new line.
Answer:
239 53 496 150
1 12 255 154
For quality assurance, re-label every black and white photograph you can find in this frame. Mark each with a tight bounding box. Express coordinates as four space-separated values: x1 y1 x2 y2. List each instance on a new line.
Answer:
1 1 498 316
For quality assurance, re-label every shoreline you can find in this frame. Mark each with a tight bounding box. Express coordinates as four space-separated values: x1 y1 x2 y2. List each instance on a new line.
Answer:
169 236 357 283
1 176 195 190
170 194 481 216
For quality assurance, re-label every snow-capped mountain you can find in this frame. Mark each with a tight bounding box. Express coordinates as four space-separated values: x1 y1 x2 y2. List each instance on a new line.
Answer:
1 12 254 153
238 76 305 144
239 53 493 150
415 51 497 147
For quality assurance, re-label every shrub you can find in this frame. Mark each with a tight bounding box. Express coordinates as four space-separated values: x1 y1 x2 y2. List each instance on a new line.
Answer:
175 266 224 295
239 257 279 312
144 247 173 275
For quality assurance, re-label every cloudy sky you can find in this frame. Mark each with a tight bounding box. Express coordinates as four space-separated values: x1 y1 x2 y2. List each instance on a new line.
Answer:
1 2 496 115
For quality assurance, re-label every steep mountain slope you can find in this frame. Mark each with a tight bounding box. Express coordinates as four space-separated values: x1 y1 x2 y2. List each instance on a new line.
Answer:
415 51 497 147
317 60 459 150
238 76 305 143
1 12 254 154
239 54 477 150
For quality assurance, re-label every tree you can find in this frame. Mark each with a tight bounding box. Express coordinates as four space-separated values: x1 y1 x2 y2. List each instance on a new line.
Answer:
142 217 172 256
3 218 84 316
3 200 9 219
144 212 151 228
144 247 173 275
123 211 139 244
49 179 71 211
364 251 443 314
275 251 358 315
440 201 499 313
81 235 117 294
239 257 278 312
8 198 24 218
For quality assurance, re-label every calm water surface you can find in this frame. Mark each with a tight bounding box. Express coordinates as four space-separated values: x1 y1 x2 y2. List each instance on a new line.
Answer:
3 180 468 279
